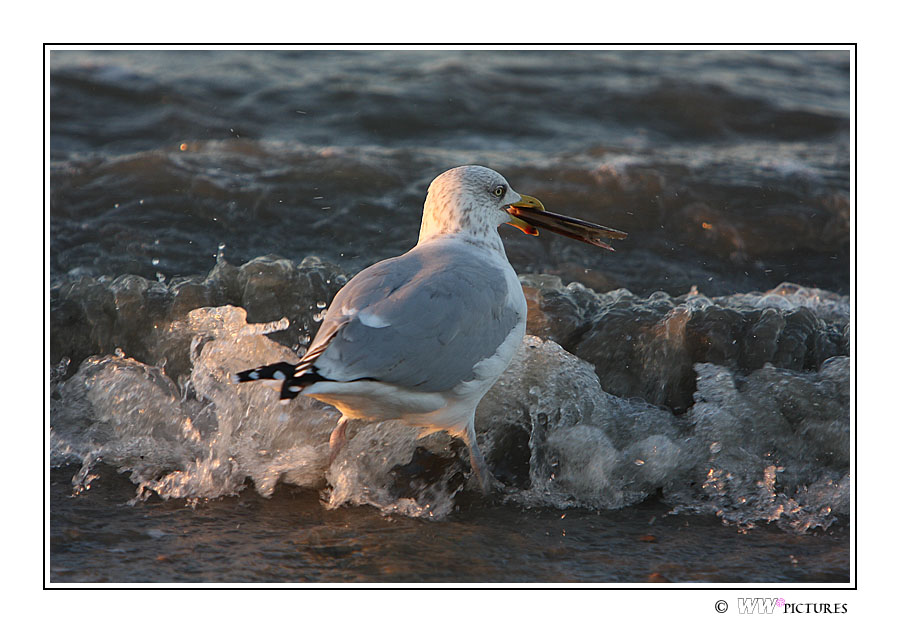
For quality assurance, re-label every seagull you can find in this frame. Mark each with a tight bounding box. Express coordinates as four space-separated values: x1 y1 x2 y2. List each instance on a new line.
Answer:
234 165 626 492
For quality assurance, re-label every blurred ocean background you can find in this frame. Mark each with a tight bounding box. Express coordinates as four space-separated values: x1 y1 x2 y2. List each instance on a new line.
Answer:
49 49 851 583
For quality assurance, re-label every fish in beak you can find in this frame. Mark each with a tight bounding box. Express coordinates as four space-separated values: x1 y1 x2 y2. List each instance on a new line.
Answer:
505 194 627 251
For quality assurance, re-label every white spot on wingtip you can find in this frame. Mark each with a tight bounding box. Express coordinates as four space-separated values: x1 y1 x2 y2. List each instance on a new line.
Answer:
288 385 301 392
273 370 286 380
248 371 260 380
231 374 240 384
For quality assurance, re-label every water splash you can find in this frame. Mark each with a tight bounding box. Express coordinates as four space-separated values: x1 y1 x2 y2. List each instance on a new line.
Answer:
50 277 849 530
52 306 334 502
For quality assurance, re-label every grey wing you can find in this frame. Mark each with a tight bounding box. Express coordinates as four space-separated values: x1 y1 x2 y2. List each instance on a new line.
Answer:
309 245 521 392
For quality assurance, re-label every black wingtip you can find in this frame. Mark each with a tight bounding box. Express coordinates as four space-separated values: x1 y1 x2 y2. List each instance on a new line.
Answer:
279 372 326 400
233 369 256 383
233 361 297 384
234 361 333 402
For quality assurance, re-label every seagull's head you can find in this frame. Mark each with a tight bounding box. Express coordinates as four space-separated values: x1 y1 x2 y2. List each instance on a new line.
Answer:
419 165 627 250
420 165 521 240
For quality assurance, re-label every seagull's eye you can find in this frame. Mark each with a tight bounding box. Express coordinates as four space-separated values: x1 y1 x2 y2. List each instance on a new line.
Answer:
492 185 506 198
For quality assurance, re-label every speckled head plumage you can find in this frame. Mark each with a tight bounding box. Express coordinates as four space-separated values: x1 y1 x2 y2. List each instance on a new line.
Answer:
418 165 522 243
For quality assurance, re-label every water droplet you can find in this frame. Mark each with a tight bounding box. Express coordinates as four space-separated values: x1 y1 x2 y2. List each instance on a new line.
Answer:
316 300 327 309
151 258 160 266
313 309 327 323
634 459 645 466
709 441 722 454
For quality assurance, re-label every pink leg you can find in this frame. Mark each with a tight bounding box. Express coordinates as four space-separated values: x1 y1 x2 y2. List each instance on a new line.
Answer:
328 416 349 466
462 419 492 494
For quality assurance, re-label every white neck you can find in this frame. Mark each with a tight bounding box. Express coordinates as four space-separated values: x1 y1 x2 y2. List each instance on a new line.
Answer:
417 205 507 257
419 187 506 231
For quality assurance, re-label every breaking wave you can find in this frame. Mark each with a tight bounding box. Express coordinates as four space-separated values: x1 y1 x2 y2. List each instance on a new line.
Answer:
50 257 849 532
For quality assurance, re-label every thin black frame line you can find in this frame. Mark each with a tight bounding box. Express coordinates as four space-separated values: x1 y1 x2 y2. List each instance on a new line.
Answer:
44 44 857 589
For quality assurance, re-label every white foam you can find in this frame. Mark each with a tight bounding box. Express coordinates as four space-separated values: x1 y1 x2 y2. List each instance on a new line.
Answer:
51 306 849 530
